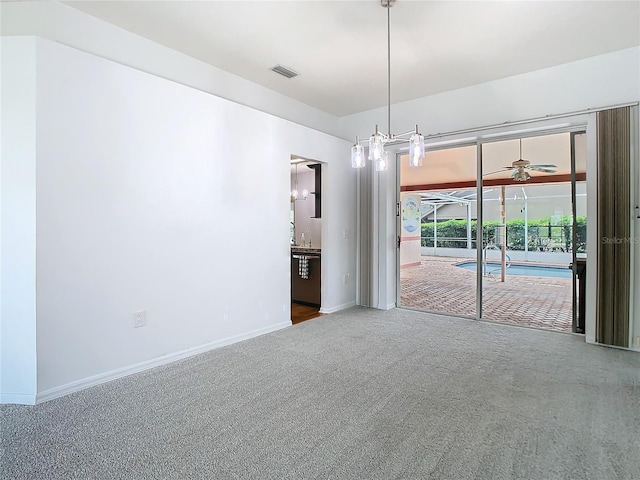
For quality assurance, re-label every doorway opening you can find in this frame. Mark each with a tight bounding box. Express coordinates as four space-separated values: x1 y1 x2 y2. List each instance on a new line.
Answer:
290 157 323 324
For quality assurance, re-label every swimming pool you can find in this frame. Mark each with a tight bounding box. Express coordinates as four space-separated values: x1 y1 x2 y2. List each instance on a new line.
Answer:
454 261 572 278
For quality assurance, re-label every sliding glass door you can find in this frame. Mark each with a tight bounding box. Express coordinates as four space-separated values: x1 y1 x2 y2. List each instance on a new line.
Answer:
398 145 478 318
398 130 586 334
480 134 576 331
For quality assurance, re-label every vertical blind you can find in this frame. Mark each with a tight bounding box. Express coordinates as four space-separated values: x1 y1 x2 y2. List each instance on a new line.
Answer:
357 160 374 307
596 107 631 347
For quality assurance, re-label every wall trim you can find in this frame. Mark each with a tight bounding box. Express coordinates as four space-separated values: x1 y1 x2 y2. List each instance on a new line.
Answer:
320 301 356 314
0 393 37 405
35 321 290 404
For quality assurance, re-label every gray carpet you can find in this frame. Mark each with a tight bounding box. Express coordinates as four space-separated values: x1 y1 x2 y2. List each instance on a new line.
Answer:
2 307 639 480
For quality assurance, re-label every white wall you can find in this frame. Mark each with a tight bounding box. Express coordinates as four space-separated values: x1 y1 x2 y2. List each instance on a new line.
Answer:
0 0 341 138
0 37 38 404
339 46 640 141
0 37 356 402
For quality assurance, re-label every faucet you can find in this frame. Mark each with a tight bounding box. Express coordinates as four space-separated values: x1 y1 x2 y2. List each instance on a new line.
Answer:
300 229 311 247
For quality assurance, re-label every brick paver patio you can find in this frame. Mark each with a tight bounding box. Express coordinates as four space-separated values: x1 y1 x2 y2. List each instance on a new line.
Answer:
400 256 573 332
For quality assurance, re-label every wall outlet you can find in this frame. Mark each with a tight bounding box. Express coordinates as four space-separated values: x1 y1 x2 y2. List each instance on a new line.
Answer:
636 336 640 347
343 273 349 284
133 310 147 328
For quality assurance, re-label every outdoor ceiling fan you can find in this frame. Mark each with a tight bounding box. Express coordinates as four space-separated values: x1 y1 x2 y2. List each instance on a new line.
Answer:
506 157 557 182
486 139 557 182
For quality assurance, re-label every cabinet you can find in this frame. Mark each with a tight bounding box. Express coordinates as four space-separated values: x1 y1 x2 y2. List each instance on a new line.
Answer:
308 163 321 219
291 253 321 306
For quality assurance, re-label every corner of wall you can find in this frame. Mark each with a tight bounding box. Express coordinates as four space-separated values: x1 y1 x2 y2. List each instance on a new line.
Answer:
0 36 38 404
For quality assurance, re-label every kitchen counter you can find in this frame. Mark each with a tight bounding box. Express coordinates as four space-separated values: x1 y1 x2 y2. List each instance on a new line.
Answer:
291 246 321 255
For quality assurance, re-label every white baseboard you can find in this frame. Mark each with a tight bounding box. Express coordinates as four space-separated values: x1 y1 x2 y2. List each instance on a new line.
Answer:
373 302 396 310
320 301 356 314
36 321 290 404
0 393 37 405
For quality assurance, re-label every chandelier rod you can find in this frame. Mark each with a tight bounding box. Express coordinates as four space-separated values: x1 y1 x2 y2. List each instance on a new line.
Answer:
386 1 391 138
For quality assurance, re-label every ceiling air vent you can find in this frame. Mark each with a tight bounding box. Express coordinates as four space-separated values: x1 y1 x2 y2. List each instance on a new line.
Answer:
270 64 298 79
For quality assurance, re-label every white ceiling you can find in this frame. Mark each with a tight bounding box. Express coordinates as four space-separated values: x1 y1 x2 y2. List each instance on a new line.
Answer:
63 1 640 117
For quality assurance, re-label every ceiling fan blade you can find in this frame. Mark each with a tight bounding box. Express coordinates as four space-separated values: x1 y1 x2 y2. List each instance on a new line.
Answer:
528 164 557 168
503 166 516 170
482 169 508 177
528 167 557 173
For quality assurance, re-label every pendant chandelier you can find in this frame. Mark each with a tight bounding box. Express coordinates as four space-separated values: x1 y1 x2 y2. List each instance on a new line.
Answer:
351 0 425 171
290 163 309 201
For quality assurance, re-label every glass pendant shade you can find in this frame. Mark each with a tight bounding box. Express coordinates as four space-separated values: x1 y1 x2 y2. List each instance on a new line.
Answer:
351 144 366 168
368 133 385 161
376 150 389 171
409 132 425 167
291 163 309 200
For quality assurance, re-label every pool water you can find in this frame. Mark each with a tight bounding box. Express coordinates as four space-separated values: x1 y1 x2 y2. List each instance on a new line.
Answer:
454 261 572 279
